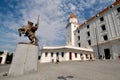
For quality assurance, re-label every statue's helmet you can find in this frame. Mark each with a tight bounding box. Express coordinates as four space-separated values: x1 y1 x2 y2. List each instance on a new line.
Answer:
28 21 33 26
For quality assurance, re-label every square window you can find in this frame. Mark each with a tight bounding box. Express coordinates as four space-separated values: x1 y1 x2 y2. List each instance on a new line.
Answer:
78 36 80 40
78 43 81 47
75 53 77 58
88 40 91 45
45 52 48 57
87 31 90 37
56 52 59 57
87 25 89 28
103 35 108 41
100 17 104 22
61 52 64 57
86 54 89 59
51 52 53 57
101 25 106 31
117 7 120 13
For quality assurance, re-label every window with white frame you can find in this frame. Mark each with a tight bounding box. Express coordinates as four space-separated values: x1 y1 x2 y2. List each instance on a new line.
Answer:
87 25 89 29
56 52 59 57
101 24 106 31
51 52 53 57
100 17 104 22
88 40 91 45
117 7 120 13
103 35 108 41
78 43 81 47
87 31 90 37
75 53 77 58
78 36 80 40
61 52 64 57
45 52 48 57
78 30 80 33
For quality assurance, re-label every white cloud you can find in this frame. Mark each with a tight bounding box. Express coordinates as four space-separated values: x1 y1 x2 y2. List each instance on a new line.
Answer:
69 3 76 11
0 0 66 52
0 0 115 52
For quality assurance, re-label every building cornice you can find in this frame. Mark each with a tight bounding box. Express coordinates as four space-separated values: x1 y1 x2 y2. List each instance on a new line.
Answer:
42 45 93 52
78 0 120 29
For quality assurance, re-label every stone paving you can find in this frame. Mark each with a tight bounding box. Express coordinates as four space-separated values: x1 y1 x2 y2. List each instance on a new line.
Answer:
0 60 120 80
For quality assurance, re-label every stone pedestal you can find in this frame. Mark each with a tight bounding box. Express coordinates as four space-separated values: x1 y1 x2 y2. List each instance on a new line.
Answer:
8 43 38 76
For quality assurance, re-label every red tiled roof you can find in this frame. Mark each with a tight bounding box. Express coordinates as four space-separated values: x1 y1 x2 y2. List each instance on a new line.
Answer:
69 13 77 18
78 0 120 28
113 0 120 6
79 23 84 28
86 16 96 23
98 7 109 16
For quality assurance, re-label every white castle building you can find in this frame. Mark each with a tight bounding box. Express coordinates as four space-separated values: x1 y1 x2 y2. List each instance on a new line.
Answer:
74 0 120 59
40 0 120 63
40 11 94 63
40 46 94 63
0 50 8 64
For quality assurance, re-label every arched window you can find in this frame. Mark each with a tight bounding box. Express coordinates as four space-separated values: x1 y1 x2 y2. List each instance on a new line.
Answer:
61 52 64 57
45 52 48 57
75 53 77 58
51 52 53 57
56 52 59 57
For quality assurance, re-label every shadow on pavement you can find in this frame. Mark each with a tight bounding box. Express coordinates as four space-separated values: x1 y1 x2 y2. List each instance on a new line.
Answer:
57 75 74 80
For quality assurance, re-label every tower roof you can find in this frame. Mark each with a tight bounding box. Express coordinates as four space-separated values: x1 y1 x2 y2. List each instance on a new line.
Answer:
69 13 77 18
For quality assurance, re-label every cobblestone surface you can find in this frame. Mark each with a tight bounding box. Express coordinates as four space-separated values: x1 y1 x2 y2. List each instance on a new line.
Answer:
0 60 120 80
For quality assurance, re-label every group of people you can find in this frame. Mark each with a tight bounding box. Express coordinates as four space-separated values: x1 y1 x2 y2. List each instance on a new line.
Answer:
52 57 60 64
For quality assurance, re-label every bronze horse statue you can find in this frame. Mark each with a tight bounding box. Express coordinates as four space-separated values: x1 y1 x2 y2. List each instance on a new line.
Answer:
18 17 39 46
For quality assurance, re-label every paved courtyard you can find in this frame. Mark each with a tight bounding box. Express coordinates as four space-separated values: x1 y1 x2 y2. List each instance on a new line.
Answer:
0 60 120 80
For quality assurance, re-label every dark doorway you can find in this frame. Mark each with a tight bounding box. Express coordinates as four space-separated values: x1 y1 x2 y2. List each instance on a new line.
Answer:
104 49 110 59
0 57 2 63
69 52 72 60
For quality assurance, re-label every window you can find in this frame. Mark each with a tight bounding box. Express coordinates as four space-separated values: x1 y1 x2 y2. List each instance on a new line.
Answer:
100 17 104 22
80 54 83 57
87 31 90 37
78 36 80 40
80 54 83 59
87 25 89 29
61 52 64 57
56 52 59 57
78 43 81 47
45 52 48 57
101 25 106 31
88 40 91 45
118 17 120 25
117 7 120 13
103 35 108 41
75 53 77 58
86 54 89 59
51 52 53 57
104 48 110 59
78 30 80 33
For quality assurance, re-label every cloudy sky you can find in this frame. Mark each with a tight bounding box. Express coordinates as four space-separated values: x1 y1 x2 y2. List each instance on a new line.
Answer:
0 0 115 52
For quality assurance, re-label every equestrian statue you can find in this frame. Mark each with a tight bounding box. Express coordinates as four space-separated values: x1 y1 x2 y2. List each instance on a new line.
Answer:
18 16 39 46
